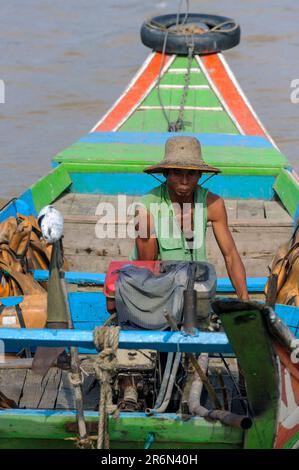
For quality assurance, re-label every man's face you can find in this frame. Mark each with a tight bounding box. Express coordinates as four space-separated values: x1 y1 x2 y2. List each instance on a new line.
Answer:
165 169 202 198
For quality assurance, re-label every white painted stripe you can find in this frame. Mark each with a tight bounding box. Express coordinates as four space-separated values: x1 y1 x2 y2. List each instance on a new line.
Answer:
90 53 156 132
112 55 176 131
218 54 279 149
139 106 223 111
292 170 299 183
90 53 176 133
158 84 210 90
288 169 299 185
168 68 201 74
196 55 245 135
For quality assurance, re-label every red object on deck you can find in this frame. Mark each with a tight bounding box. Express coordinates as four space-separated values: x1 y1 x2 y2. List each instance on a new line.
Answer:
104 260 161 299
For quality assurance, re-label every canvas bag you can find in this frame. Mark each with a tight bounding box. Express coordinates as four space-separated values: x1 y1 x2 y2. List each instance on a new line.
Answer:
265 218 299 307
0 294 47 329
0 214 68 297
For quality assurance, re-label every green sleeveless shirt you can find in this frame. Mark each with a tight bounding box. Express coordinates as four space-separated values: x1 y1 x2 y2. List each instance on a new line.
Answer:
131 184 208 261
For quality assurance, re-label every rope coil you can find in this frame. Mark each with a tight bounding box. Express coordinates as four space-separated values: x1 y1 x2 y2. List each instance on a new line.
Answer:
93 326 120 449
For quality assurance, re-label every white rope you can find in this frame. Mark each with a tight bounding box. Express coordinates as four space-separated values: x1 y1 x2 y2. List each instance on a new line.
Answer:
93 326 120 449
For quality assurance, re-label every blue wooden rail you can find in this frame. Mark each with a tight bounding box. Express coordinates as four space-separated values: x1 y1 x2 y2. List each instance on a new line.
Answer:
0 328 232 354
33 270 106 285
79 132 273 148
217 277 267 293
32 270 267 293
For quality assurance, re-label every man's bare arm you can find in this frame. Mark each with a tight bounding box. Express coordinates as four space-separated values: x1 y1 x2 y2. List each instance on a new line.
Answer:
207 193 249 300
135 206 158 260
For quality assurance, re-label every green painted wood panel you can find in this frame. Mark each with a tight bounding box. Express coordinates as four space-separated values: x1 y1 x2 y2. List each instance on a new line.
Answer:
54 142 288 171
60 163 282 176
31 165 72 212
121 54 232 133
274 169 299 216
0 412 243 447
142 88 222 108
169 57 199 69
120 109 238 133
160 71 210 86
219 305 279 449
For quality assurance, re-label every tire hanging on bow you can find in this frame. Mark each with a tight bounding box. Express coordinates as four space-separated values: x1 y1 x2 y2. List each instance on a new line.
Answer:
140 13 241 55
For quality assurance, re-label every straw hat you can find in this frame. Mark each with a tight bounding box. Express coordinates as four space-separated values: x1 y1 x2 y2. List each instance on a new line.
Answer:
144 136 221 174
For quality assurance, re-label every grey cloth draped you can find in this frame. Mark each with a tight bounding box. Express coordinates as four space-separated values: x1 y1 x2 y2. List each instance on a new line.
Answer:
115 262 190 330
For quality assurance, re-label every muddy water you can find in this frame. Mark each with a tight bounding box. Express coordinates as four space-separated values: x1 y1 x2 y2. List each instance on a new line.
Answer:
0 0 299 198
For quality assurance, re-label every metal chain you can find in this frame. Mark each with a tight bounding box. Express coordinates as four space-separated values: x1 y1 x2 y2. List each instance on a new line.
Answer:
157 0 193 132
168 38 194 132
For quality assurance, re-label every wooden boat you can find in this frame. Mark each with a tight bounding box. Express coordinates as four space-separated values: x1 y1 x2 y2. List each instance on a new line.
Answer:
0 15 299 449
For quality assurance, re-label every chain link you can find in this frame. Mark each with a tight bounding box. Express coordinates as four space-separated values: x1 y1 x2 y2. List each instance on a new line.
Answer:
168 38 194 132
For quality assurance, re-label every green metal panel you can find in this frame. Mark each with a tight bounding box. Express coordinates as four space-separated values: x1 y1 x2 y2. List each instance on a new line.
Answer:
273 169 299 217
31 165 72 212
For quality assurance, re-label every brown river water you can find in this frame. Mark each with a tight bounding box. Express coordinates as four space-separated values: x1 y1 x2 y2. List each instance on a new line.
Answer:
0 0 299 199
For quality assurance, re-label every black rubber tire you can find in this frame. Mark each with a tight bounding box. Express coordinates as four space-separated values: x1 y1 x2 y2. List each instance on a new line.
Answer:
140 13 241 55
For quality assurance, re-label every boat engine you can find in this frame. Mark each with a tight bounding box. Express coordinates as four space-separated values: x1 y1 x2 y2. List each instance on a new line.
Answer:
112 349 159 412
105 260 218 412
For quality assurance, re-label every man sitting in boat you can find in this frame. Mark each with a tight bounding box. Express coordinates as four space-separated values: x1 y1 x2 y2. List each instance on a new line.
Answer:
132 136 249 301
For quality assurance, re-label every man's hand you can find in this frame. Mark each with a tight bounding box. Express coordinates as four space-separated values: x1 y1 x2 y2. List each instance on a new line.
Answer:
207 193 249 301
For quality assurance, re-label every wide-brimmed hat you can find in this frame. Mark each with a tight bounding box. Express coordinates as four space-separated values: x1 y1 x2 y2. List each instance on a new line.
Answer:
144 136 221 174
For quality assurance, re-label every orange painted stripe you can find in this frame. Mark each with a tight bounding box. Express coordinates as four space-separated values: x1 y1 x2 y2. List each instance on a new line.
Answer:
94 53 173 132
201 54 266 137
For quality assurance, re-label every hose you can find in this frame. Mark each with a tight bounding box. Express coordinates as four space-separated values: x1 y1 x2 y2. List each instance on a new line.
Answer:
153 352 174 409
188 353 209 415
146 352 181 415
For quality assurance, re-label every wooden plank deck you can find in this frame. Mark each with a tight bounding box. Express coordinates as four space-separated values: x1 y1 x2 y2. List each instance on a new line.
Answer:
0 363 98 411
53 193 292 278
0 369 27 406
19 369 62 409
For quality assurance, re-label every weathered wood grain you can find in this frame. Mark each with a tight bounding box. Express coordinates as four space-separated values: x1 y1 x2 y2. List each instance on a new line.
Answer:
55 371 75 410
224 200 237 220
264 201 292 221
69 194 101 216
19 368 62 409
237 200 265 219
37 368 62 409
53 192 74 213
0 369 27 406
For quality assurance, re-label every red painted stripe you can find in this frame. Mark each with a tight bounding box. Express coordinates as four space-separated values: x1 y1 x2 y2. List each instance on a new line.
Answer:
94 53 173 132
201 54 266 137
